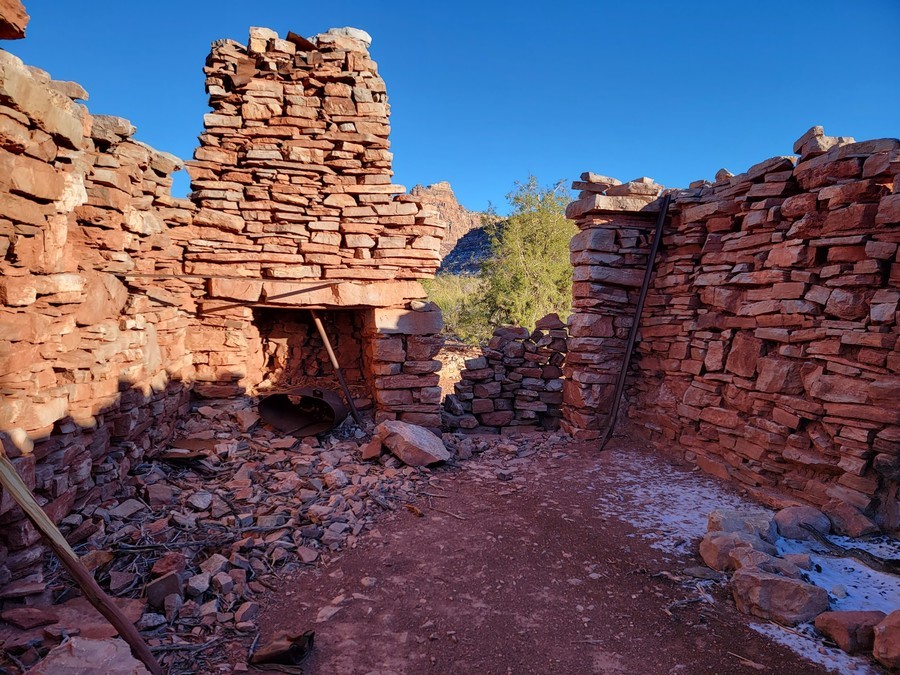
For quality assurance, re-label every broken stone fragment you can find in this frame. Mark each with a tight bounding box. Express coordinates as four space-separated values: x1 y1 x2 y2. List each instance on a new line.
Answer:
235 601 260 623
145 571 182 609
373 420 450 467
297 546 319 564
235 408 260 432
874 611 900 670
326 26 372 47
707 509 777 543
727 548 802 579
187 491 213 511
714 168 734 182
699 531 777 571
49 79 88 101
821 500 878 537
0 606 58 629
150 551 186 577
108 570 136 595
730 567 829 625
30 637 150 675
578 172 622 190
135 612 166 631
315 605 342 623
774 506 830 540
107 499 146 520
89 114 136 144
145 483 176 508
535 313 566 330
815 610 885 654
199 553 229 576
186 572 211 597
211 571 234 594
793 125 825 153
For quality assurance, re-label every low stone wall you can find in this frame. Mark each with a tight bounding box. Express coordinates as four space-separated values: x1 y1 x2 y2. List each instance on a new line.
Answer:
0 48 195 593
563 127 900 532
443 315 567 434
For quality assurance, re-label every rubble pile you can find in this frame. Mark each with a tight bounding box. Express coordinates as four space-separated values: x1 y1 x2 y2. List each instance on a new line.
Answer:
698 507 900 670
563 126 900 530
443 314 568 434
0 17 448 593
0 402 445 672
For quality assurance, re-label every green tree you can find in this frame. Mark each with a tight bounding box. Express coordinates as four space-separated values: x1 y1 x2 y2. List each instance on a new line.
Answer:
477 176 575 330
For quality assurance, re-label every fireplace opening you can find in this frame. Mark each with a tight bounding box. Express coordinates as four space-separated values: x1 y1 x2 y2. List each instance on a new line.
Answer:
251 308 374 411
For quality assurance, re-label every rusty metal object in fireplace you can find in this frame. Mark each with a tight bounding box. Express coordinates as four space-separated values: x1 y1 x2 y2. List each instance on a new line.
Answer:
258 387 349 436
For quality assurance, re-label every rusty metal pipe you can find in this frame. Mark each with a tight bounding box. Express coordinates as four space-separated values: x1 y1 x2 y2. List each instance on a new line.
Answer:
599 193 672 451
309 309 362 424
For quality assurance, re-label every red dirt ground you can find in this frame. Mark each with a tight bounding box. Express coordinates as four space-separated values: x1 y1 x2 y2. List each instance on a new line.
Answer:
248 437 834 675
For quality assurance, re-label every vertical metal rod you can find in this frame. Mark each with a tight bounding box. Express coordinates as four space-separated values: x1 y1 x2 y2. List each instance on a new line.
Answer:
310 309 362 424
599 193 673 451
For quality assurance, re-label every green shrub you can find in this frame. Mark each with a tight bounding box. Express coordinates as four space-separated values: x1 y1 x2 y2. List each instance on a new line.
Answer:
479 176 575 330
426 176 575 344
422 273 491 344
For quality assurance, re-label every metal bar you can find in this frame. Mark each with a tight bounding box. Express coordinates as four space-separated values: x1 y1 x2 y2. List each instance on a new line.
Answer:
309 309 363 424
599 193 673 451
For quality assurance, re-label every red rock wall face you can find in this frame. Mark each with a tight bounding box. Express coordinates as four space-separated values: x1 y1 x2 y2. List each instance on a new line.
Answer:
563 130 900 531
409 181 483 257
0 50 196 592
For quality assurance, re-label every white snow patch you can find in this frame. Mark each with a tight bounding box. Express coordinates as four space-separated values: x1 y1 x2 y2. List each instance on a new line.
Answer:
587 444 898 671
751 623 880 674
586 449 760 554
777 537 900 615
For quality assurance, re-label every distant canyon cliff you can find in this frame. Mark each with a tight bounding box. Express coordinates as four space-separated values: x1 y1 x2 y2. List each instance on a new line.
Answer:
410 182 483 257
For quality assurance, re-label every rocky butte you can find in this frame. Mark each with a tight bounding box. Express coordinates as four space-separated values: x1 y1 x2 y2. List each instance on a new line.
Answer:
409 181 482 257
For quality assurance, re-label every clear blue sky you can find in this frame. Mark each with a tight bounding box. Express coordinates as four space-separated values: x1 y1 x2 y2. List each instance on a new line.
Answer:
8 1 899 213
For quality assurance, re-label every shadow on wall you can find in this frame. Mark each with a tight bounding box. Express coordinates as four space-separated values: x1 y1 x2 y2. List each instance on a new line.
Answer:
0 368 249 595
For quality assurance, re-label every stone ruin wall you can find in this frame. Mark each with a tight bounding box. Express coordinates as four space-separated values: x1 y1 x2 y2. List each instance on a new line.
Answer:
562 128 900 532
442 315 568 434
0 19 446 595
0 47 196 593
184 27 445 428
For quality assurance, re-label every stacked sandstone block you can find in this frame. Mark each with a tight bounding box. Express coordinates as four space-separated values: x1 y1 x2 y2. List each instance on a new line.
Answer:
183 26 446 420
444 315 567 433
0 47 195 595
187 27 443 283
183 26 446 430
562 175 663 437
365 306 445 430
563 127 900 531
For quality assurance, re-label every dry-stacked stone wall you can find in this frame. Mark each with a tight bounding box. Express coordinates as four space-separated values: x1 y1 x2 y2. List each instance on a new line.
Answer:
0 20 447 595
563 127 900 531
443 314 568 434
0 48 196 594
183 27 445 425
